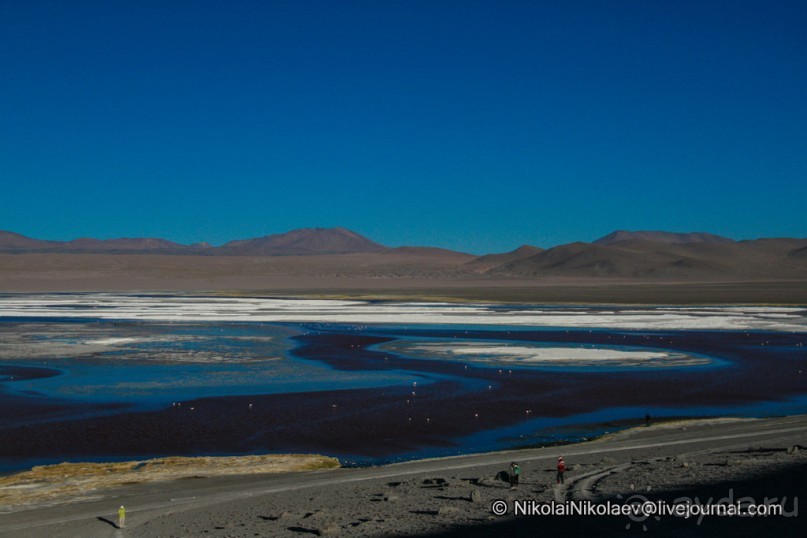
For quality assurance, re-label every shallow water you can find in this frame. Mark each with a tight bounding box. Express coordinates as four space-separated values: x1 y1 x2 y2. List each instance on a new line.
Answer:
0 322 413 411
1 295 806 472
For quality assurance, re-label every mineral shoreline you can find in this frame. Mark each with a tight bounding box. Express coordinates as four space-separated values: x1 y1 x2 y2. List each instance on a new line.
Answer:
1 414 805 537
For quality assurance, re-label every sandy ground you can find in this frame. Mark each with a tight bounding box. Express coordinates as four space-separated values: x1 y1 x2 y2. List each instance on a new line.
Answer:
2 253 807 304
0 455 338 513
1 415 806 537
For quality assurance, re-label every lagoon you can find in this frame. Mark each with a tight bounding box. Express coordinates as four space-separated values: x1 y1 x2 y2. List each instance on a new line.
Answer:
1 294 806 471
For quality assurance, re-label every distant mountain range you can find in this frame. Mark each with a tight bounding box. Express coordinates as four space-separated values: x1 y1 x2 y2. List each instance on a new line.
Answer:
2 228 806 280
593 230 734 245
0 228 384 256
219 227 385 256
489 233 807 279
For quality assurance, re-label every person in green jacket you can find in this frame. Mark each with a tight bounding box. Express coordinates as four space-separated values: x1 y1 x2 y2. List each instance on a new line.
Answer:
118 505 126 529
509 462 521 489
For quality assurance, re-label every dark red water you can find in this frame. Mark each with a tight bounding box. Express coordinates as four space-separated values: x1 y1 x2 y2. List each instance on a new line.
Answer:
1 324 806 472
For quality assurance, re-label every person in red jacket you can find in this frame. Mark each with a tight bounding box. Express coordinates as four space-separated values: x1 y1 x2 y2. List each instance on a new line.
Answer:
557 456 566 484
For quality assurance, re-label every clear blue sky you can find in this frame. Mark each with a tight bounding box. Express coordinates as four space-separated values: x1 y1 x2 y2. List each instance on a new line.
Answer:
1 0 805 254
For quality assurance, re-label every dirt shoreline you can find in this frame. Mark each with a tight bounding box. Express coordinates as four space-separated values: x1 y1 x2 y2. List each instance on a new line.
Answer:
1 414 805 537
2 252 807 305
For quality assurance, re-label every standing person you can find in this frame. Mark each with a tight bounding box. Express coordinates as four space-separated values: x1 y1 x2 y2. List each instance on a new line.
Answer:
557 456 566 485
118 505 126 529
510 462 521 489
